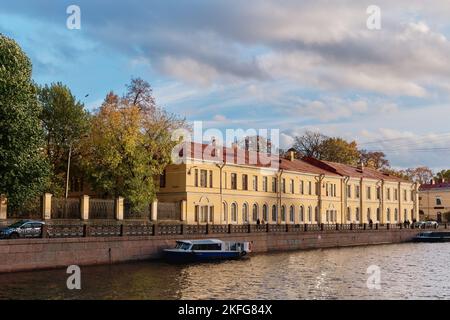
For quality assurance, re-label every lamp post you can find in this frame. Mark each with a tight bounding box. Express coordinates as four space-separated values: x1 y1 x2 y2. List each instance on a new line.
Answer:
65 142 73 199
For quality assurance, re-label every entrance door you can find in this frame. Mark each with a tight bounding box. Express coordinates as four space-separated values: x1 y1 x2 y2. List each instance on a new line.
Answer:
437 212 442 223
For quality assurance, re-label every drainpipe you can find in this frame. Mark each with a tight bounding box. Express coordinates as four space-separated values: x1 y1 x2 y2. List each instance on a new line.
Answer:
277 169 284 224
215 162 226 224
377 179 384 224
315 174 325 224
343 176 350 223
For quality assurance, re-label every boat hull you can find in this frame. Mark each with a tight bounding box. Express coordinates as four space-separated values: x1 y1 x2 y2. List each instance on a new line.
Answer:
163 250 245 263
413 232 450 243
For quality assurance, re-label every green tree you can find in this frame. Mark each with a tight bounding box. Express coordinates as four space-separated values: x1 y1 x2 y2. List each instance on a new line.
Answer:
0 34 50 208
359 150 390 169
38 83 90 196
435 169 450 182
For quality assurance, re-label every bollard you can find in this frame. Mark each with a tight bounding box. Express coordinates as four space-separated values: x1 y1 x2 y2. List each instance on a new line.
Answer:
83 224 90 237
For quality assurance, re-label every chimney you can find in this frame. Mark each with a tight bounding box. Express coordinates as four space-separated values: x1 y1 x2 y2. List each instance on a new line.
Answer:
232 137 238 150
267 139 272 156
256 135 260 153
245 137 250 151
289 150 295 162
430 179 435 185
357 160 364 172
211 137 216 157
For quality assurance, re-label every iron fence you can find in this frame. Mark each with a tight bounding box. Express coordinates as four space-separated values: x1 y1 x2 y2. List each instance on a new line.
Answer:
89 199 115 220
51 198 80 219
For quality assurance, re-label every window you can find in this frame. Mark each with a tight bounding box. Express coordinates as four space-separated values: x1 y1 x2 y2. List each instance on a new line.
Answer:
315 207 319 222
411 191 414 202
394 208 398 221
194 169 199 187
272 178 277 193
263 177 268 192
231 203 237 222
308 206 312 222
201 206 208 222
282 179 286 193
436 197 442 205
195 205 199 222
272 205 277 222
242 174 248 190
289 206 295 223
252 204 258 221
281 206 286 222
376 187 381 200
290 179 294 194
231 173 237 190
242 203 248 223
308 181 312 195
404 209 407 221
355 207 360 222
347 207 351 221
262 205 268 222
315 182 319 195
355 185 360 199
387 208 391 222
326 183 329 197
394 189 398 201
367 208 371 221
223 203 228 222
253 176 258 191
299 206 304 222
300 181 304 195
404 190 407 202
376 208 380 222
387 188 391 200
333 184 337 197
200 170 207 188
209 206 214 223
209 170 213 188
224 172 227 189
367 187 371 200
347 185 352 198
159 170 166 188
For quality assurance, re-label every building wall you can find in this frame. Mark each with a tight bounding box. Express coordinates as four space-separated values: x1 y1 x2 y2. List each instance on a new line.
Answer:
157 160 419 225
419 187 450 222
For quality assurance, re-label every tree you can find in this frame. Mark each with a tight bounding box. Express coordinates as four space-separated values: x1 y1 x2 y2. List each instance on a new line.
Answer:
82 78 186 211
435 169 450 182
381 168 411 181
0 34 50 208
38 83 90 196
404 167 434 185
359 150 390 169
293 131 327 159
319 137 360 165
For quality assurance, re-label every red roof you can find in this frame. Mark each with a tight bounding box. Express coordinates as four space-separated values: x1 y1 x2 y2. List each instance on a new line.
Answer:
420 183 450 191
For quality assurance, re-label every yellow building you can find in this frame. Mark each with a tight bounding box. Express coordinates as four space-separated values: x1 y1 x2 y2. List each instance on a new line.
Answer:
419 180 450 222
156 142 419 225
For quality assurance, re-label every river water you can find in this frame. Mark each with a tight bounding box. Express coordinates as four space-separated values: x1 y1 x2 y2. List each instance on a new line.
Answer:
1 242 449 300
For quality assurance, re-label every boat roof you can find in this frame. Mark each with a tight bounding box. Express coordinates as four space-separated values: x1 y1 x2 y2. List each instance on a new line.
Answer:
176 239 223 245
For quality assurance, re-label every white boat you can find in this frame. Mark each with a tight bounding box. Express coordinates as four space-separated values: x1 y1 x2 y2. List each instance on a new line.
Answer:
163 239 251 262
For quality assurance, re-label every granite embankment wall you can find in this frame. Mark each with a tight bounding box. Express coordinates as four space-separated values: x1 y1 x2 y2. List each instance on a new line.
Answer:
0 228 420 273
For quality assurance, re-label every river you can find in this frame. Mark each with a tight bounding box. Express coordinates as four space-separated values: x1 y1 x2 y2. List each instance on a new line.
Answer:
0 242 449 300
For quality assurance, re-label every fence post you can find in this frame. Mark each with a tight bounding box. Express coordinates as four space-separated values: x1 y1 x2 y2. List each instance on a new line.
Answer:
0 195 7 220
83 224 90 237
336 223 339 231
387 223 390 230
42 193 52 220
228 224 232 234
304 224 308 232
180 224 184 235
206 223 210 234
120 224 125 236
320 223 324 231
80 195 89 221
363 223 367 230
151 200 158 222
350 223 353 230
266 223 270 233
153 224 159 236
376 223 379 230
41 224 48 238
248 224 252 233
115 197 124 221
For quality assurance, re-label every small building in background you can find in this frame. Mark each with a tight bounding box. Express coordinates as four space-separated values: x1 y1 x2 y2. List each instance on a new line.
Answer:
419 180 450 222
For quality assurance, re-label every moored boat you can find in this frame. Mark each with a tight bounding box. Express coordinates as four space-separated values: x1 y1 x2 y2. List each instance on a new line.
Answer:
163 239 251 262
413 231 450 243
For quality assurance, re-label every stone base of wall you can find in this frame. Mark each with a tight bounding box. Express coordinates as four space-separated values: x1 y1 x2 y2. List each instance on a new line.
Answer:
0 229 420 273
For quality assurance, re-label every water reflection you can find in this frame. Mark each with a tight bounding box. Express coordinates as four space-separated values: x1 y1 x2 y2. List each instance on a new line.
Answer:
0 243 450 300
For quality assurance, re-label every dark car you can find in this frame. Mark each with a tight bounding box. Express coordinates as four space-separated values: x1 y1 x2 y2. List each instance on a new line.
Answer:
0 220 45 239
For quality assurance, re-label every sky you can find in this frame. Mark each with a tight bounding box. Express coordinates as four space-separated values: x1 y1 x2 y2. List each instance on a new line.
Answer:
1 0 450 170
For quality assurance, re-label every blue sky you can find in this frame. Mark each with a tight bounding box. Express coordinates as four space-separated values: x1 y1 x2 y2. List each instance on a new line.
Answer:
2 0 450 170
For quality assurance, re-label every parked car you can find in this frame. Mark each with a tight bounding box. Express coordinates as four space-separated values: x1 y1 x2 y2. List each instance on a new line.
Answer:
424 221 439 229
0 220 45 239
412 221 425 229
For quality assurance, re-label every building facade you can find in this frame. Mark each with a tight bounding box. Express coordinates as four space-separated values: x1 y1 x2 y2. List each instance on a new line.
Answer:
156 142 419 225
419 181 450 222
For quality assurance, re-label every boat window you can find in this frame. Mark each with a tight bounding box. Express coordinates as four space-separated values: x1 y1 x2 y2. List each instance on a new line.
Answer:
192 244 221 250
175 242 191 250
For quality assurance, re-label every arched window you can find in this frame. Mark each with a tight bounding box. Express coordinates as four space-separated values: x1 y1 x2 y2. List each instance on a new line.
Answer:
387 208 391 222
376 208 380 222
411 209 414 221
299 206 304 222
272 205 277 223
394 208 398 222
289 205 295 223
242 203 248 223
281 205 286 222
355 207 360 222
308 206 312 222
252 204 259 221
315 207 319 222
347 207 351 222
231 203 237 223
367 208 371 221
223 202 228 223
404 209 408 222
262 204 268 222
